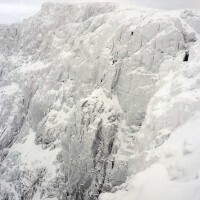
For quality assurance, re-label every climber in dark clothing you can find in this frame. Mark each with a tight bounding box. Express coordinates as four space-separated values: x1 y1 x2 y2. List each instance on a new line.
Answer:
183 50 189 62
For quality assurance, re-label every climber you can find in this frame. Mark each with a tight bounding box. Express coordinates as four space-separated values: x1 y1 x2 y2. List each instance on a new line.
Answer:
110 156 115 169
111 160 115 169
183 50 189 62
112 59 117 65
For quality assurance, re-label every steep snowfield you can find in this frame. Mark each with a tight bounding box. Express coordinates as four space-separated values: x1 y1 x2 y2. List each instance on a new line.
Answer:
100 43 200 200
0 2 200 200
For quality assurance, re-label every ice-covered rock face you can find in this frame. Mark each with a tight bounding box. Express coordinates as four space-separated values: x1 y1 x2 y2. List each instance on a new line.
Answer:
0 2 199 200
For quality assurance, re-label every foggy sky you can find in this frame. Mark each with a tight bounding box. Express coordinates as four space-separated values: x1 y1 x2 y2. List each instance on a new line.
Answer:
0 0 199 24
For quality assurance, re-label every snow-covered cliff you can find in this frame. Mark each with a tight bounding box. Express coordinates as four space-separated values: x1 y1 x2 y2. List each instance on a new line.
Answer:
0 2 200 200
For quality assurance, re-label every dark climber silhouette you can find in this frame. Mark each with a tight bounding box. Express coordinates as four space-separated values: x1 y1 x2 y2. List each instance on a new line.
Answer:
112 59 117 65
131 31 134 36
111 160 115 169
183 51 189 62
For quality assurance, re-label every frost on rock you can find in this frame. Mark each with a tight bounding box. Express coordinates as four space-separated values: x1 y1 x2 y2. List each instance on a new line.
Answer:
0 2 199 200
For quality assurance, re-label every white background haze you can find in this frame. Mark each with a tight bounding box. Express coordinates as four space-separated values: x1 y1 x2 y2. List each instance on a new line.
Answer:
0 0 199 24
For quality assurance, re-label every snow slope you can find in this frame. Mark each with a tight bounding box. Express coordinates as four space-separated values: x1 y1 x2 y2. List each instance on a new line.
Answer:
100 42 200 200
0 2 199 200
